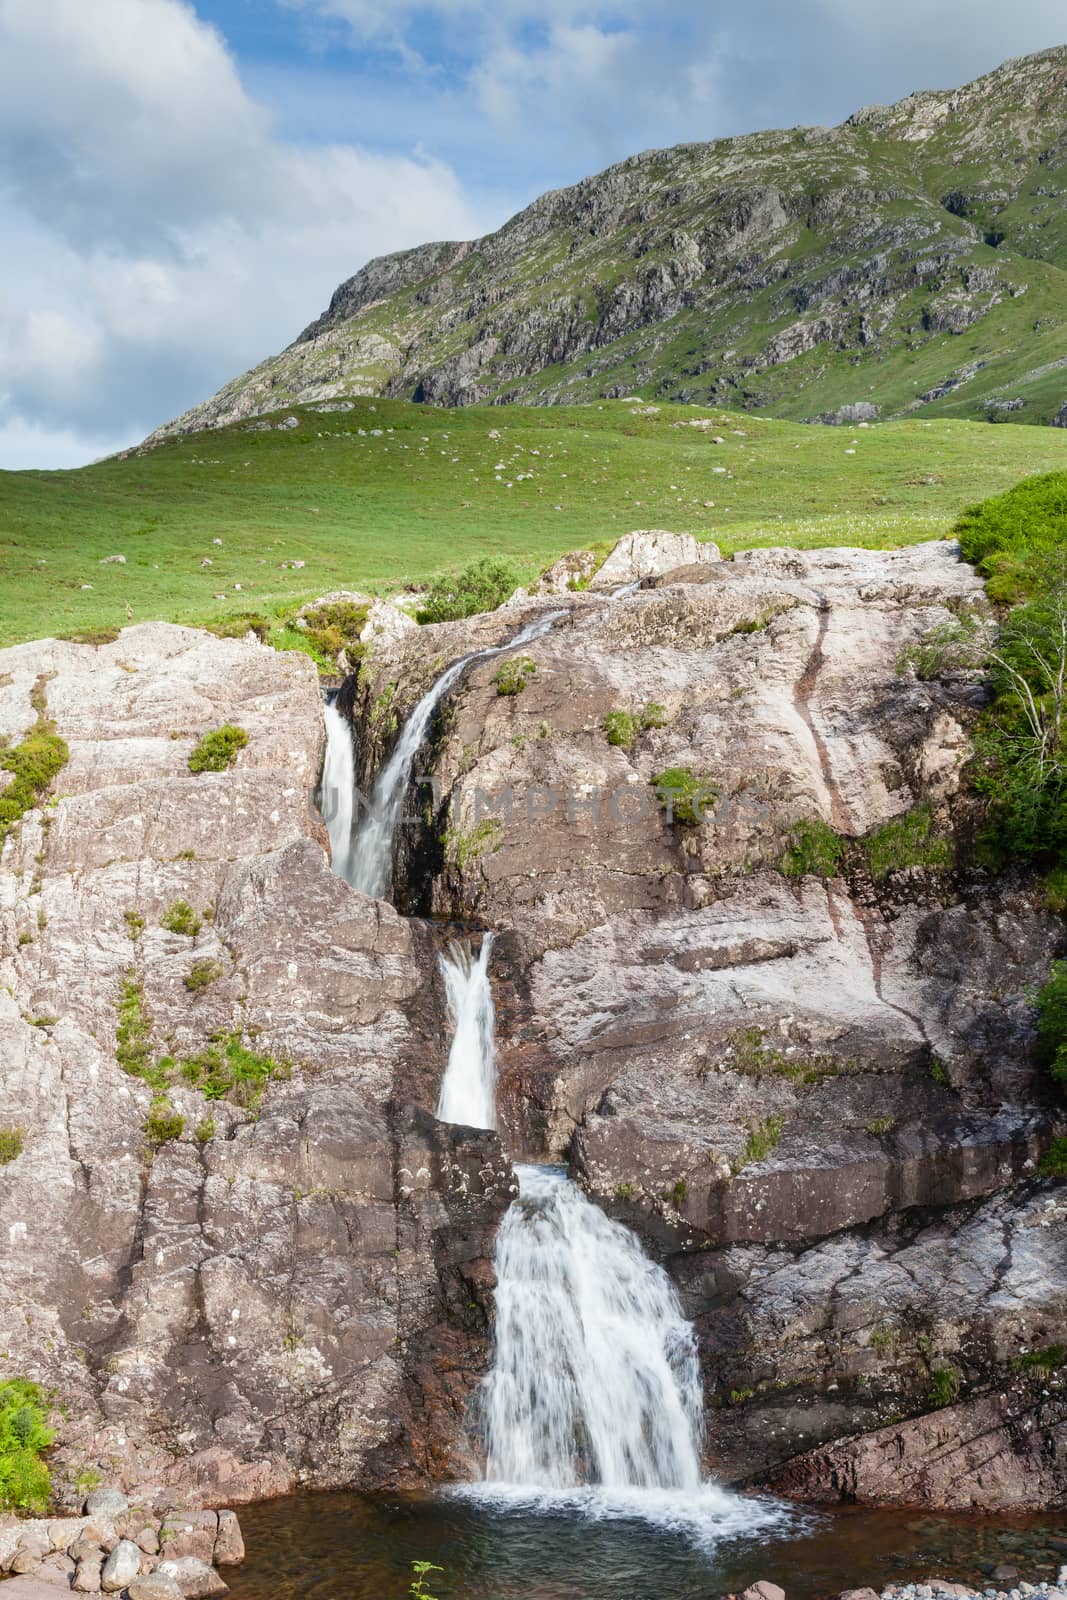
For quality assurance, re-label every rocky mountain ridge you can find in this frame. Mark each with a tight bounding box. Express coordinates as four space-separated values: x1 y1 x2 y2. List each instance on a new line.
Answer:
147 47 1067 442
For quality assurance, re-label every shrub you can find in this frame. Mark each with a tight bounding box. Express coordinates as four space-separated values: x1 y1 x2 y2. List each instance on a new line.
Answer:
144 1098 184 1147
208 612 272 644
161 900 202 937
0 1379 53 1513
0 682 69 843
653 766 719 826
1035 966 1067 1090
298 600 369 662
0 1127 25 1164
416 557 521 624
494 656 536 696
956 471 1067 601
863 805 952 880
779 817 846 879
184 958 223 992
1038 1137 1067 1177
188 725 248 773
173 1032 290 1109
604 710 640 747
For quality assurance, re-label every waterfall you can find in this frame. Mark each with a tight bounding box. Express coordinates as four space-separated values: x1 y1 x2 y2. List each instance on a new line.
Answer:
481 1162 704 1492
349 608 566 900
321 697 357 884
436 936 497 1129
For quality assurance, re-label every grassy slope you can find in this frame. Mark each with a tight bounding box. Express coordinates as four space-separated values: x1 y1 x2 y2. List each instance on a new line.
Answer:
2 397 1067 646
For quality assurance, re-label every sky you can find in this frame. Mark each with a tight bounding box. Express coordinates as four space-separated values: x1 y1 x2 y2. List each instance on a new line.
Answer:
0 1 1064 470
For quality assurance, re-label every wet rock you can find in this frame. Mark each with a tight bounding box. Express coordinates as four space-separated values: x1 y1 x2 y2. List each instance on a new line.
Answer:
101 1540 142 1591
155 1558 228 1598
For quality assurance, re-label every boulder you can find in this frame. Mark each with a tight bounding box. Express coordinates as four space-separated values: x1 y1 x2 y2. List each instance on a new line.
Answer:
73 1555 104 1593
588 530 721 588
155 1558 228 1599
126 1578 185 1600
212 1514 244 1567
159 1513 216 1566
101 1540 142 1592
84 1491 129 1523
741 1585 786 1600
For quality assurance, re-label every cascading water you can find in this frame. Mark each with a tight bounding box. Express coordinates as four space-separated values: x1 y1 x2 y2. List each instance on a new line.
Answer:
349 608 566 900
481 1162 704 1492
436 936 497 1130
320 696 358 884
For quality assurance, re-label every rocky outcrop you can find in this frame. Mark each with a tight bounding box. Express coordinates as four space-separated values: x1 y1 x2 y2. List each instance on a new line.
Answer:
354 536 1066 1504
143 50 1067 442
0 625 511 1504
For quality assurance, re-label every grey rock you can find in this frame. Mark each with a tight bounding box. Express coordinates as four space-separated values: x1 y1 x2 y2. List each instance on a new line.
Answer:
212 1514 244 1568
155 1558 228 1599
84 1492 129 1522
126 1579 185 1600
101 1541 142 1592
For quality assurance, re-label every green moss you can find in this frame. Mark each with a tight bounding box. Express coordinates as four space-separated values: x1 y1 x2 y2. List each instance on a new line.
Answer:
444 817 502 871
728 1387 755 1405
0 679 68 843
778 817 846 878
174 1032 291 1109
0 1378 53 1513
604 711 640 748
668 1177 689 1209
188 724 248 773
1037 1135 1067 1176
161 899 202 937
863 805 952 879
184 958 223 992
494 655 537 696
194 1116 216 1144
613 1181 634 1200
0 1127 25 1164
732 1115 785 1173
653 766 719 826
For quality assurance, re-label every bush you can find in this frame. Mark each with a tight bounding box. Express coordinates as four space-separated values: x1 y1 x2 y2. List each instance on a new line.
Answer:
208 612 273 644
0 1128 25 1164
779 817 845 878
653 766 719 826
863 805 952 880
956 471 1067 601
161 900 202 937
298 600 369 662
416 557 521 624
184 958 223 992
0 1379 53 1513
494 656 536 696
1035 963 1067 1088
188 725 248 773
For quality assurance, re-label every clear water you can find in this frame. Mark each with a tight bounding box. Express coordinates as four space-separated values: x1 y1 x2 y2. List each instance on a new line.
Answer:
436 936 498 1129
348 609 565 900
225 1492 1067 1600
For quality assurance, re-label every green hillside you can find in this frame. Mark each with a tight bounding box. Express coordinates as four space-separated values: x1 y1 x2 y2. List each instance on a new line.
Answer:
3 396 1067 647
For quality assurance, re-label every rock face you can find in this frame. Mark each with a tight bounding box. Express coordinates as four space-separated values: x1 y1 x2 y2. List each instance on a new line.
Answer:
0 624 512 1504
352 536 1067 1507
143 49 1067 441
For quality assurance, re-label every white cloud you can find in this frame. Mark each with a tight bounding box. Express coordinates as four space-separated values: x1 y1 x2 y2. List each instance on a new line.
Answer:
0 0 490 465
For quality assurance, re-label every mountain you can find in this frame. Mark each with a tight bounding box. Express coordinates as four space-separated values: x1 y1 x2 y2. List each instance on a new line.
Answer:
147 47 1067 443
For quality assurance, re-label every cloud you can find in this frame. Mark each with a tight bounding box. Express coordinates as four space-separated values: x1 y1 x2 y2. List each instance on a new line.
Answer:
0 0 489 467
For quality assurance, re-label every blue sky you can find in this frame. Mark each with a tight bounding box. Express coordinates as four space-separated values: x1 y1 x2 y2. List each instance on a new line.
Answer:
0 0 1063 469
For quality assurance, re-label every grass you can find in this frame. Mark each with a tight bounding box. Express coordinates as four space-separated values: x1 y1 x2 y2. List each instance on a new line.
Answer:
779 817 846 878
653 766 719 826
0 1127 25 1164
188 725 248 773
863 805 953 879
0 1378 53 1513
732 1115 785 1173
116 976 167 1090
144 1098 185 1147
604 703 669 748
161 899 202 937
0 677 68 842
1 398 1066 648
494 656 536 696
168 1032 291 1109
1037 1137 1067 1176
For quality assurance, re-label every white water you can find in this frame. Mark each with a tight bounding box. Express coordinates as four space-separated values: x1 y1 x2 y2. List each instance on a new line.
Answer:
349 608 566 900
436 936 497 1129
321 699 357 884
480 1163 705 1492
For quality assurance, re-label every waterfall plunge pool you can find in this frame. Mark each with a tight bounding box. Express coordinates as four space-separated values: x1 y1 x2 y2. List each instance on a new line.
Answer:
225 1492 1067 1600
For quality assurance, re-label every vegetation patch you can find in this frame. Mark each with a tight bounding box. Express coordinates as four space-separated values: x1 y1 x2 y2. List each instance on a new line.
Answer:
0 1378 53 1513
603 703 670 748
60 625 122 646
124 910 145 941
897 612 990 680
116 976 167 1090
1011 1343 1066 1373
169 1032 291 1109
144 1097 184 1148
184 958 224 993
1032 968 1067 1093
732 1114 785 1174
161 899 202 937
778 817 846 879
863 805 952 879
298 599 369 665
188 724 248 773
1036 1137 1067 1178
416 557 521 624
207 611 273 644
0 1127 25 1165
928 1366 962 1409
653 766 719 826
0 677 68 844
494 655 536 696
444 817 502 871
717 1024 852 1085
956 470 1067 603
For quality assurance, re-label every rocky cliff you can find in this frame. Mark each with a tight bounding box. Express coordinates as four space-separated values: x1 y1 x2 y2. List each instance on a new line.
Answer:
1 534 1064 1513
146 48 1067 441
